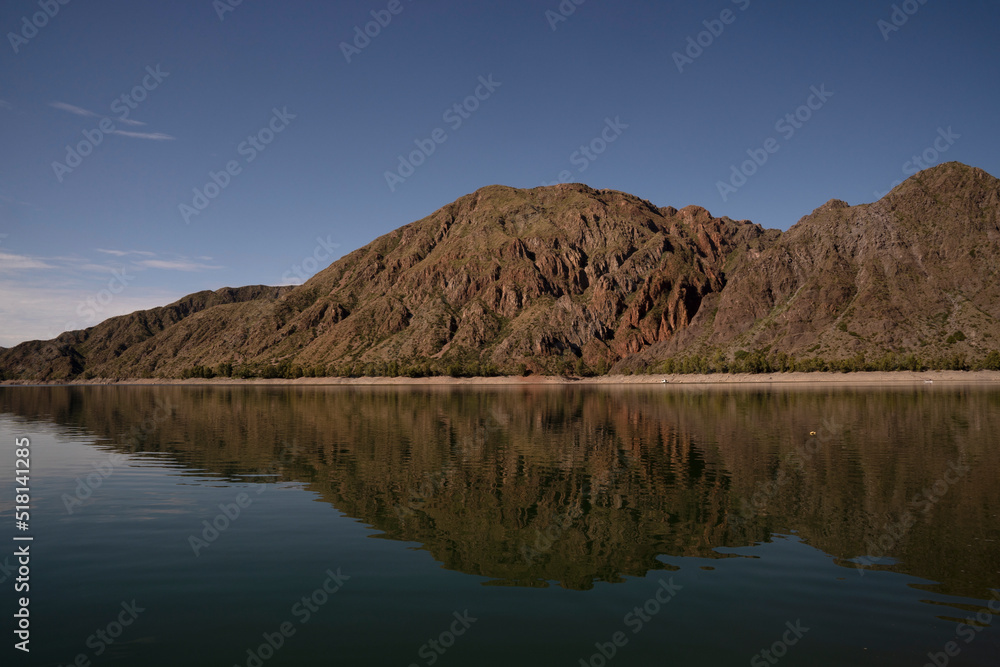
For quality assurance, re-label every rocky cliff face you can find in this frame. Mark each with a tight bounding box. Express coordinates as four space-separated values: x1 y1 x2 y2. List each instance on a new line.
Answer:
2 184 768 379
265 184 768 374
623 162 1000 369
2 162 999 380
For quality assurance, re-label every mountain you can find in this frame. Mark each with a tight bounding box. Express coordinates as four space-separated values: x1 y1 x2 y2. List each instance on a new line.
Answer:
622 162 1000 370
1 184 770 379
0 286 290 380
2 162 999 381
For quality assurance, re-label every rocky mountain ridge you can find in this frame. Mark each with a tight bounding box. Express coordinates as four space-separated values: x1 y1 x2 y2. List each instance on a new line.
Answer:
2 162 999 380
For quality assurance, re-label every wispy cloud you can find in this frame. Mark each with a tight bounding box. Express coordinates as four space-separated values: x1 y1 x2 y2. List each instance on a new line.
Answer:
0 246 227 346
0 194 36 209
90 251 222 271
0 245 232 346
50 101 100 118
50 101 163 134
0 100 12 110
110 130 175 141
2 246 220 277
0 251 55 271
77 263 123 274
0 279 182 348
96 248 156 257
136 259 223 272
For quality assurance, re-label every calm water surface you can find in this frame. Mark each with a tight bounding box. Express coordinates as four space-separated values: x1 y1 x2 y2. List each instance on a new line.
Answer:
1 385 998 666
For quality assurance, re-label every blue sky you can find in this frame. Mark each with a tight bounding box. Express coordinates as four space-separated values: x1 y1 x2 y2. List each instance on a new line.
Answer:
1 0 998 346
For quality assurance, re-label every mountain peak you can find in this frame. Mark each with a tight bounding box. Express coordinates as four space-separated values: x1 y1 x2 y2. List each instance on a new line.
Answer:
885 161 998 201
809 199 851 216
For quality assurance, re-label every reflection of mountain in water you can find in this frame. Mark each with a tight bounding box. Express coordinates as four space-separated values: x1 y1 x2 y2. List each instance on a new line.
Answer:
3 385 998 595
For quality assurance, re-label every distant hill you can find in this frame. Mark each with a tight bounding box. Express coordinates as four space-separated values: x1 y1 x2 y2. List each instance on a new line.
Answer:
0 286 290 380
3 162 999 381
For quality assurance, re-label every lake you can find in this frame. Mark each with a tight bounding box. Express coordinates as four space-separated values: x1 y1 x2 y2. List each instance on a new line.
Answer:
1 384 998 666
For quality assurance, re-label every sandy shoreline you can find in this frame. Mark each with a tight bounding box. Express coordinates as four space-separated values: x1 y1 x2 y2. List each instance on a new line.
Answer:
3 370 999 387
